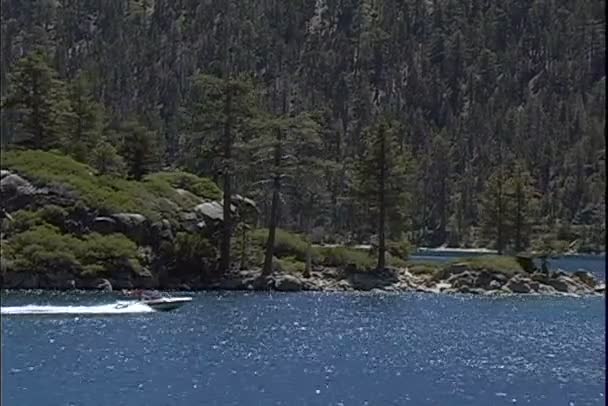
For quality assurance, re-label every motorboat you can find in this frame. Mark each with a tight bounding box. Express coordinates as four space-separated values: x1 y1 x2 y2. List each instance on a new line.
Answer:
141 295 192 311
121 290 192 312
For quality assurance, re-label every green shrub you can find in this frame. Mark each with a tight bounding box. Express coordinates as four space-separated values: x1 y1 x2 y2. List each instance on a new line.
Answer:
446 255 524 276
3 225 141 276
405 261 442 276
5 225 84 273
1 150 221 222
320 246 376 270
277 256 306 274
386 239 412 260
146 172 222 201
38 205 68 228
247 228 408 271
251 228 320 263
79 233 139 264
10 210 48 234
164 232 218 275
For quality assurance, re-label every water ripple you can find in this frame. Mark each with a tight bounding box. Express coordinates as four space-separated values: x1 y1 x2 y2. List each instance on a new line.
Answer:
1 291 605 406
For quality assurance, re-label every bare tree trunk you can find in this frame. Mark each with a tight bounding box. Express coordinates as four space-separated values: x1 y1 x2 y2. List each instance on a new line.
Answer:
239 224 248 270
377 125 386 271
219 87 233 272
515 178 523 252
219 4 233 273
304 195 313 278
262 128 282 276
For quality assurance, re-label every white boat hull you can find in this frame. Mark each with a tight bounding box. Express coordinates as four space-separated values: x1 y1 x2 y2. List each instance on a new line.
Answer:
142 297 192 311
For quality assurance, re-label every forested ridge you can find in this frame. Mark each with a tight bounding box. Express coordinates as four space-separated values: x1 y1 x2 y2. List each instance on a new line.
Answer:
1 0 605 256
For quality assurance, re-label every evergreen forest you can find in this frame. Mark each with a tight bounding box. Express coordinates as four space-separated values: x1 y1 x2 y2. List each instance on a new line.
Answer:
1 0 605 263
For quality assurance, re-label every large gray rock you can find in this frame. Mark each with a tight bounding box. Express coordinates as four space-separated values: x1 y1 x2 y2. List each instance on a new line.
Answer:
441 263 469 279
112 213 147 226
536 284 558 295
91 217 118 234
447 271 476 289
546 277 570 292
110 213 149 243
556 275 589 294
274 274 303 291
348 269 398 291
194 201 225 221
488 280 503 290
530 272 550 284
0 173 34 192
572 270 597 288
505 275 532 293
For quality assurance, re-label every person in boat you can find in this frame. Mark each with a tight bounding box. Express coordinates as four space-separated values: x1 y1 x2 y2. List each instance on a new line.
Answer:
124 289 162 301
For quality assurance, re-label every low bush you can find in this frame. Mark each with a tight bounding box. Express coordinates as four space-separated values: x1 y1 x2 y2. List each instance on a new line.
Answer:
277 256 306 274
2 225 141 276
147 172 222 201
320 246 375 270
1 150 220 222
159 232 218 277
405 261 442 276
250 228 320 263
446 255 524 277
386 239 413 261
248 228 410 272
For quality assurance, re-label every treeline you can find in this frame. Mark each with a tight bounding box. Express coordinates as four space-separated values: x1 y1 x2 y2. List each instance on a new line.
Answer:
1 0 605 258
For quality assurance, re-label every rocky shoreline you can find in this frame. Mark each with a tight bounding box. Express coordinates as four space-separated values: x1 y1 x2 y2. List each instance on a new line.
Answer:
1 153 605 298
192 265 606 296
2 263 604 297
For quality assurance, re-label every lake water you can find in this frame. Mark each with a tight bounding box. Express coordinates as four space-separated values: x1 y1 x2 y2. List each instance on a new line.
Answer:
1 255 605 406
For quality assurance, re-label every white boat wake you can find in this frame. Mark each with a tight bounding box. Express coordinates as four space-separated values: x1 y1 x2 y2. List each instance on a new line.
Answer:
0 301 155 316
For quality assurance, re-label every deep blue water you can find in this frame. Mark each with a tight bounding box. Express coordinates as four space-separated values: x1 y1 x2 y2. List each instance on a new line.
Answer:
1 256 606 406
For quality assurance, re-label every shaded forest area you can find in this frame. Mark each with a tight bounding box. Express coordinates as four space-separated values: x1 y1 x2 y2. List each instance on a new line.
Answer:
1 0 605 255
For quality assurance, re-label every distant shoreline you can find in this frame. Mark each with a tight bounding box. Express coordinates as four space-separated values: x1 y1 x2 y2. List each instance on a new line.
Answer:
414 247 606 258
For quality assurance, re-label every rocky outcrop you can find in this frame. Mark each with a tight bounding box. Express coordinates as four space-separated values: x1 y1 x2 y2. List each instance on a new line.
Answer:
1 166 603 296
1 260 603 295
347 267 399 291
274 274 303 291
195 201 225 222
505 275 532 293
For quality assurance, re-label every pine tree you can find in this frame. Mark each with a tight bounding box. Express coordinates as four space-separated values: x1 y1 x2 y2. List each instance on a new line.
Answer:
480 160 539 253
248 105 321 276
290 115 331 277
506 161 538 252
354 118 414 271
64 74 104 162
89 140 126 176
2 49 71 150
480 165 510 254
117 119 161 180
182 73 256 273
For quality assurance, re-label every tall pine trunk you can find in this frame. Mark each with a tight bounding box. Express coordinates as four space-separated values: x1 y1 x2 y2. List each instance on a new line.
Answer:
219 88 233 272
304 195 313 278
514 179 523 252
496 178 504 255
377 126 386 271
262 127 282 276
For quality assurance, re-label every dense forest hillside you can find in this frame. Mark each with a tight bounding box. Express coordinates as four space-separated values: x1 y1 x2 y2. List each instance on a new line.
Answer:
1 0 605 254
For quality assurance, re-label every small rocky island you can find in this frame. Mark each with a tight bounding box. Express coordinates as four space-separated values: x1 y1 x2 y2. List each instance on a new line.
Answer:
217 260 605 296
1 150 604 297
